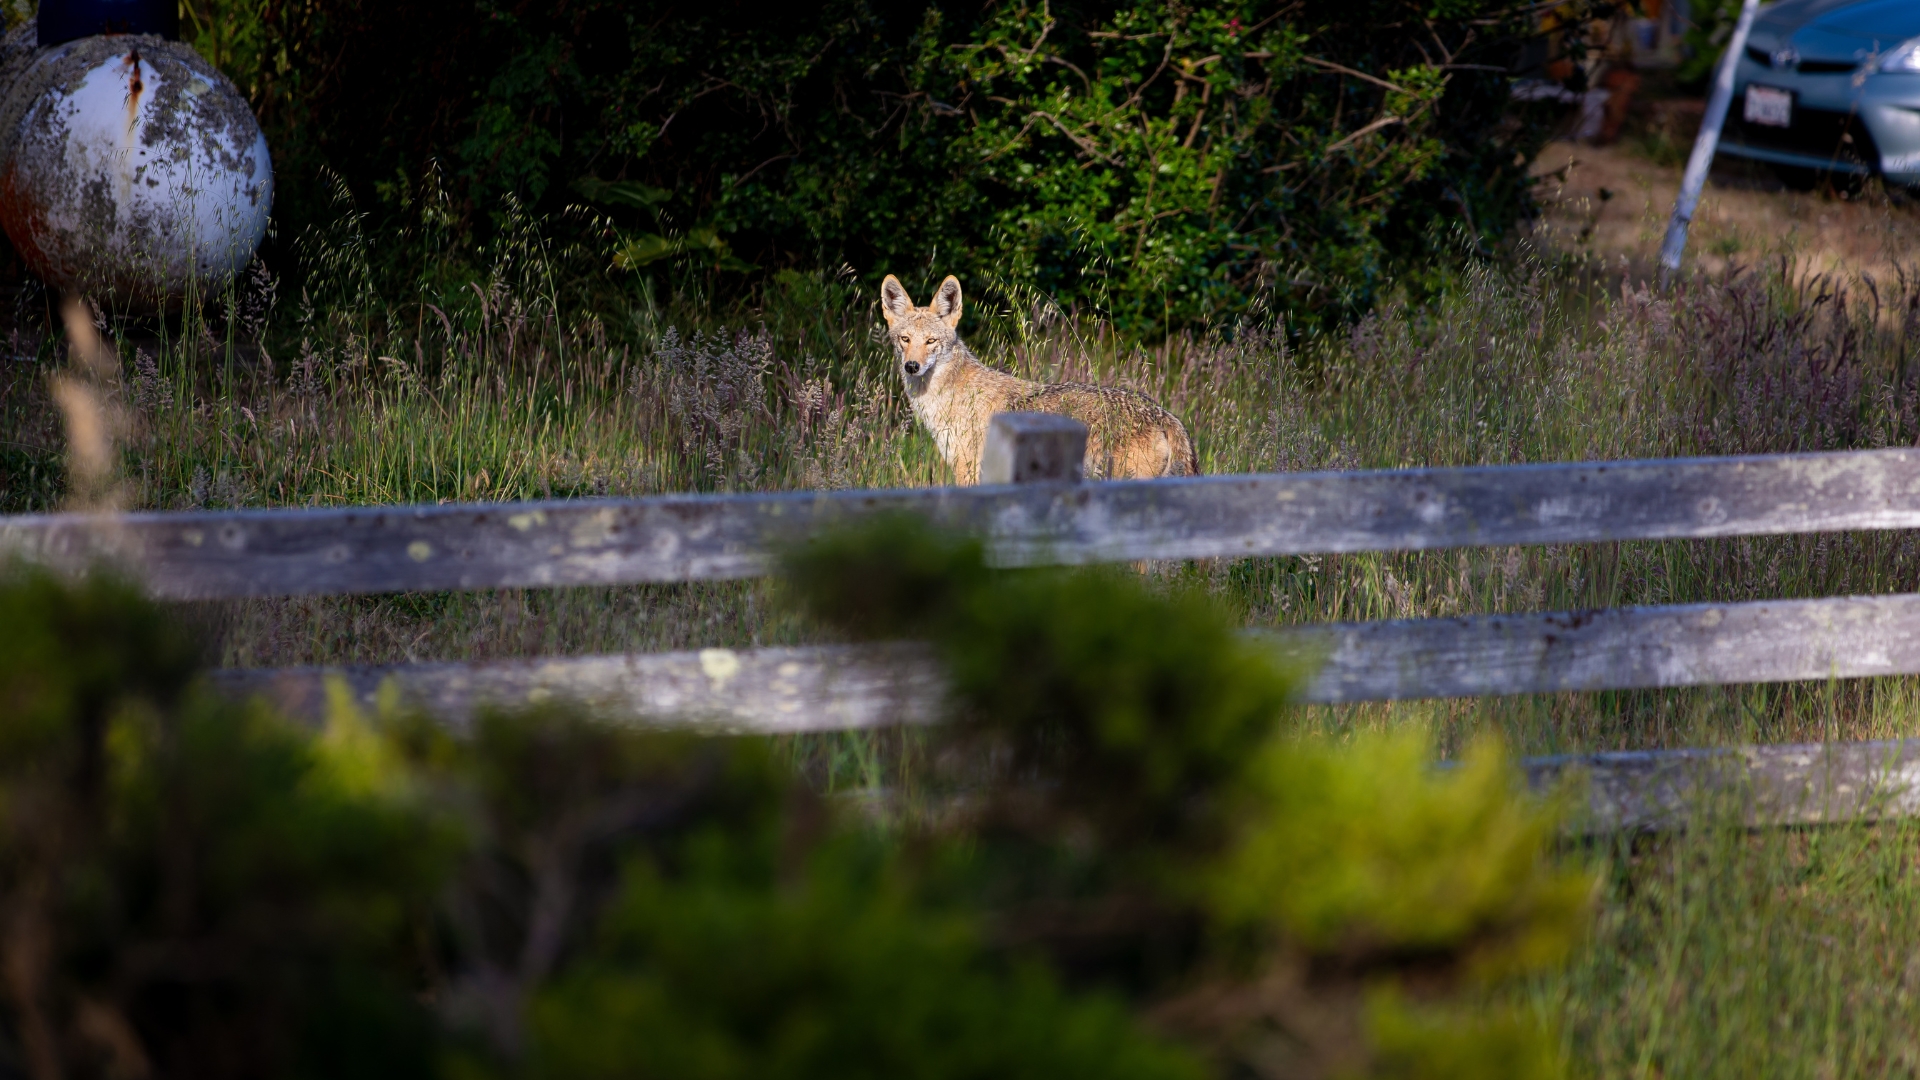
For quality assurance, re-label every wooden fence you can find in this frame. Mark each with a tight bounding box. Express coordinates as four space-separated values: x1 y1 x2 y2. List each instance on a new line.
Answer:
12 413 1920 831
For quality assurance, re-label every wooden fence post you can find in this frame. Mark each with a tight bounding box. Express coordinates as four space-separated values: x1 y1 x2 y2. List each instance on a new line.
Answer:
977 412 1089 484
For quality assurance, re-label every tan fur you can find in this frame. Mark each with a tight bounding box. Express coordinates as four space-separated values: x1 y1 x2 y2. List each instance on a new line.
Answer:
879 274 1198 484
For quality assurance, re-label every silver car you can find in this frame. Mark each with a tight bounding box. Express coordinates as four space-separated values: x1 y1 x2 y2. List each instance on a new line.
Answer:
1724 0 1920 189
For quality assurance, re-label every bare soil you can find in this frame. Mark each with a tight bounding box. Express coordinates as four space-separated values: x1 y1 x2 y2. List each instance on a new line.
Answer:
1527 139 1920 284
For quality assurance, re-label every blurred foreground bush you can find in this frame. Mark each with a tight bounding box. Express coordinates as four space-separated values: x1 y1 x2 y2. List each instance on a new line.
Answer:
0 567 447 1079
785 517 1594 1078
0 534 1589 1078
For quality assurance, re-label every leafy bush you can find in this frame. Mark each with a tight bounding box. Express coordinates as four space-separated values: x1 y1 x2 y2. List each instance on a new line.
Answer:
1209 733 1590 979
0 565 447 1080
0 565 1201 1080
782 516 1595 1078
513 830 1200 1080
183 0 1560 330
384 703 1203 1080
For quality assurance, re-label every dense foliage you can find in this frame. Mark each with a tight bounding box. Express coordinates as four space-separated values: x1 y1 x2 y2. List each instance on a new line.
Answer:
180 0 1561 330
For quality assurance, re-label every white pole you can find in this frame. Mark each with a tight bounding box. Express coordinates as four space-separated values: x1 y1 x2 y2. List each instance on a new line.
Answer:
1659 0 1765 285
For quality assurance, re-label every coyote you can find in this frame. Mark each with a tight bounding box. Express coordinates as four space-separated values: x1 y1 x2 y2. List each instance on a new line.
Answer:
880 274 1198 484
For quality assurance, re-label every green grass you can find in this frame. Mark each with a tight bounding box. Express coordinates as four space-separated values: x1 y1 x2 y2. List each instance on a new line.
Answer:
1545 816 1920 1078
7 224 1920 1074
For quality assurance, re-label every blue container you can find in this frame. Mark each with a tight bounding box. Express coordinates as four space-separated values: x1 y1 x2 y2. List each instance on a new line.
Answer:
37 0 178 47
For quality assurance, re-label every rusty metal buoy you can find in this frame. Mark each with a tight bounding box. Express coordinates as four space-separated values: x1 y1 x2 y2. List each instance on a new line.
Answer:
0 25 272 307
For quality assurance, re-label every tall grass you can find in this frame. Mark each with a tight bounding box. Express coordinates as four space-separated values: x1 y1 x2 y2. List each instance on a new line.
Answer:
1543 814 1920 1078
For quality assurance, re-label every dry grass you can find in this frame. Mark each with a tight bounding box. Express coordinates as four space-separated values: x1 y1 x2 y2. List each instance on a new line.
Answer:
1529 140 1920 285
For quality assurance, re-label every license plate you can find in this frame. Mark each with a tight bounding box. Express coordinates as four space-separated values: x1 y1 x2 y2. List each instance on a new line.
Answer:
1744 85 1793 128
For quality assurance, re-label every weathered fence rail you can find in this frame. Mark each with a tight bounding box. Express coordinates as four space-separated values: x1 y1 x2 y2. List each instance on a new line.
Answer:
211 643 947 736
210 644 1920 833
214 590 1920 722
1532 739 1920 831
15 416 1920 831
1301 592 1920 702
7 445 1920 599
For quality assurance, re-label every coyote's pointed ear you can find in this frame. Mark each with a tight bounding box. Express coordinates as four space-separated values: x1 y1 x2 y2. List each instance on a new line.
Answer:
931 275 962 329
880 275 912 326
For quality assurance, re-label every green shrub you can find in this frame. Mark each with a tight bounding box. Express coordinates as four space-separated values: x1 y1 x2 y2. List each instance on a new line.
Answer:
514 833 1201 1080
0 563 447 1080
187 0 1562 330
391 706 1207 1080
1209 732 1591 979
1364 988 1562 1080
0 534 1589 1079
782 516 1594 1079
0 566 1203 1079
